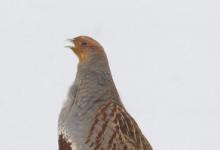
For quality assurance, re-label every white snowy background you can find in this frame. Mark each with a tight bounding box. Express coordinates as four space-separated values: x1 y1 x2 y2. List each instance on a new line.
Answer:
0 0 220 149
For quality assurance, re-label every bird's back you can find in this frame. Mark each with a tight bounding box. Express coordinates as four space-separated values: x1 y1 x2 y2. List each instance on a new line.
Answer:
83 100 153 150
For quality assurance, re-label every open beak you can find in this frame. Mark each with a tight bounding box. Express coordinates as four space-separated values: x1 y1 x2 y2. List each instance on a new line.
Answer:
65 38 77 54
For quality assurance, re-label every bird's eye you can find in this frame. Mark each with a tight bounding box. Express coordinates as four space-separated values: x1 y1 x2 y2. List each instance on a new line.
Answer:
81 42 87 46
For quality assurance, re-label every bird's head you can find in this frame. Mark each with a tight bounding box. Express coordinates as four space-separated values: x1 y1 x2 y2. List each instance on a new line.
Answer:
67 36 104 63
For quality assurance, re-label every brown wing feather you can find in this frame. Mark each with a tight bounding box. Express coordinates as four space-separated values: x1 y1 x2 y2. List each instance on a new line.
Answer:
59 134 72 150
85 101 153 150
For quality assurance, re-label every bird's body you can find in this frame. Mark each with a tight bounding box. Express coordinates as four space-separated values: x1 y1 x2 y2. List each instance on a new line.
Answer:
58 36 152 150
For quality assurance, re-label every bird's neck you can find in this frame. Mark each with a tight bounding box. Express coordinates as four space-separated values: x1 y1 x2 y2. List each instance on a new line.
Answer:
67 58 121 117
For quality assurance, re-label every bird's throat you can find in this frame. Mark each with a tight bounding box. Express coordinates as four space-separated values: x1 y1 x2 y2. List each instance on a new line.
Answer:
71 47 87 62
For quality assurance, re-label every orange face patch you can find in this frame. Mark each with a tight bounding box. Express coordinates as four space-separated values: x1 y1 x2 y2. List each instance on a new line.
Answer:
71 47 87 62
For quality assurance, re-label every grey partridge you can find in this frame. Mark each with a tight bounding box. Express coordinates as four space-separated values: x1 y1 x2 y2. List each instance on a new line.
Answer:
58 36 153 150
